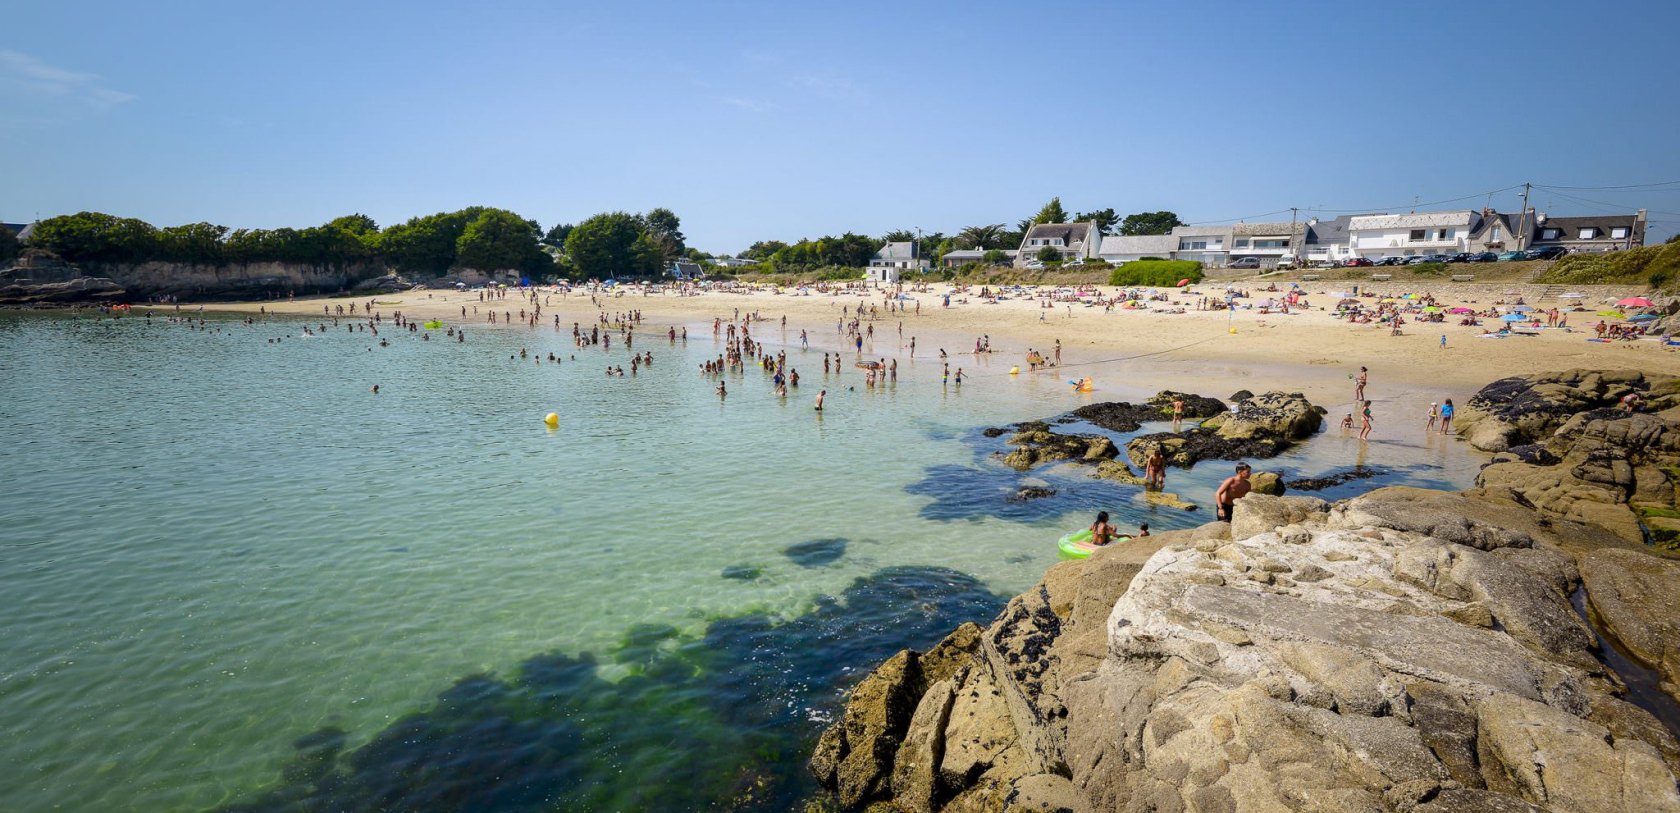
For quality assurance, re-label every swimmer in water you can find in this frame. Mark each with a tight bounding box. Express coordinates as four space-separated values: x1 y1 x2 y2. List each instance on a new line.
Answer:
815 389 825 411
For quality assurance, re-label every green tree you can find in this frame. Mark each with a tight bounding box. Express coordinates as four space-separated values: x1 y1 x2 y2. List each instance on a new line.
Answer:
643 208 685 262
377 208 485 275
934 238 955 266
1036 246 1062 263
326 214 379 236
982 249 1011 265
0 224 18 265
567 211 661 279
1033 197 1069 225
882 229 917 243
1120 211 1184 236
28 212 160 265
542 223 574 248
957 224 1006 250
1075 208 1119 236
456 209 549 274
741 240 788 260
156 222 229 265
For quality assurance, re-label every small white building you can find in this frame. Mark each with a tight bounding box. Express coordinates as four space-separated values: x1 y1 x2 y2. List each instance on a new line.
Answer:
1018 222 1101 262
867 241 927 282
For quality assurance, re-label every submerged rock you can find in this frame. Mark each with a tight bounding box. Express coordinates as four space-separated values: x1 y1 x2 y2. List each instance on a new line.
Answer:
1126 391 1323 470
785 538 849 567
1069 391 1226 433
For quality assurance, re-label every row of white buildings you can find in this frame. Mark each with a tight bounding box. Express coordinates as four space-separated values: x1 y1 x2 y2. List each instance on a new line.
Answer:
872 207 1649 276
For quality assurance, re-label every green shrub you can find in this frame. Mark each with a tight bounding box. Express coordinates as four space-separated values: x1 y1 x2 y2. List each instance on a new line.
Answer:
1108 259 1203 287
1408 263 1448 276
981 249 1011 265
1036 245 1061 263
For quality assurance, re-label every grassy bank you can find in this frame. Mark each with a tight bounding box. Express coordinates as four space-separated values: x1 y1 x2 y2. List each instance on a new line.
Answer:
1537 242 1680 290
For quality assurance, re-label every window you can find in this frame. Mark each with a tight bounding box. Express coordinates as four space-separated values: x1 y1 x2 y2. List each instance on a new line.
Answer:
1236 238 1250 248
1255 239 1287 249
1579 228 1597 240
1179 240 1208 251
1409 229 1426 241
1491 226 1502 242
1438 229 1454 240
1612 227 1629 239
1542 228 1560 240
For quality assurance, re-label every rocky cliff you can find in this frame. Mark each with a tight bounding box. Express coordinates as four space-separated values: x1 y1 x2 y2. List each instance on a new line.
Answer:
811 374 1680 812
0 251 400 302
0 251 124 304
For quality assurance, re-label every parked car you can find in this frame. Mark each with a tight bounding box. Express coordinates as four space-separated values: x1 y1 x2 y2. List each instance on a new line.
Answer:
1376 256 1409 266
1407 254 1450 265
1445 252 1475 263
1275 254 1298 268
1343 257 1374 267
1468 252 1500 262
1497 251 1528 261
1024 260 1045 269
1227 257 1261 269
1528 246 1568 260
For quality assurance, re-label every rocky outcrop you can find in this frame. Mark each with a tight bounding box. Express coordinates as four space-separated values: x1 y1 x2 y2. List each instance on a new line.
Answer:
1069 391 1226 433
0 252 124 303
1475 409 1680 545
1456 370 1680 453
97 259 388 299
1580 549 1680 699
1126 391 1324 469
996 424 1117 471
812 487 1680 812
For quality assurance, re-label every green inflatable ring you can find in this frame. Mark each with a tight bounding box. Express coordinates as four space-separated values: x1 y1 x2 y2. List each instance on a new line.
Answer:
1057 528 1131 559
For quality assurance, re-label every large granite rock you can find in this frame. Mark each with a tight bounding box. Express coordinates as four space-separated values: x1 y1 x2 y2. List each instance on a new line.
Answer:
813 488 1680 812
1456 369 1679 453
1127 391 1323 470
996 424 1116 471
1579 549 1680 699
0 252 125 303
1069 391 1226 433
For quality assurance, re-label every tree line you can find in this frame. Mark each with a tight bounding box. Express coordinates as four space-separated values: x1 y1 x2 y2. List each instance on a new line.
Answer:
3 197 1186 279
11 207 693 281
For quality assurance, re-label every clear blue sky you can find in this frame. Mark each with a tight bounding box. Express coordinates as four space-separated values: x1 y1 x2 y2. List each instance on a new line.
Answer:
5 0 1679 251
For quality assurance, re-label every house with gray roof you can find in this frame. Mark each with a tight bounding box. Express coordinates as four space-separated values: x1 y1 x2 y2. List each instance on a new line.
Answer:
1465 209 1534 254
867 241 928 282
1018 222 1100 262
1 221 35 242
1097 234 1178 263
1303 215 1358 264
1229 222 1305 266
1528 210 1646 253
939 248 1018 268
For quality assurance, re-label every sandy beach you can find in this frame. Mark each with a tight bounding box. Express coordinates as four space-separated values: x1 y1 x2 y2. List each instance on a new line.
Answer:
204 279 1680 410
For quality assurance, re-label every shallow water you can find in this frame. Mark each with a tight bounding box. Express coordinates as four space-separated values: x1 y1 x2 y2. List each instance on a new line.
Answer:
0 310 1486 811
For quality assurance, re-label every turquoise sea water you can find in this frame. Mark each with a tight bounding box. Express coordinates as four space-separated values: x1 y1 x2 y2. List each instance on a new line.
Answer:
0 309 1486 811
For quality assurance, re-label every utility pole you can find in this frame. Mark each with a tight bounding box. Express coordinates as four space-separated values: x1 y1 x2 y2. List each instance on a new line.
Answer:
1289 207 1299 265
1516 183 1532 248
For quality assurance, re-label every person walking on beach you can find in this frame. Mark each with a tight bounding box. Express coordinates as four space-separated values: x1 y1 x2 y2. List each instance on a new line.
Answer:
1439 398 1455 435
1426 403 1439 433
1214 463 1253 523
1358 401 1374 442
1354 366 1368 402
1172 395 1185 430
1054 340 1061 367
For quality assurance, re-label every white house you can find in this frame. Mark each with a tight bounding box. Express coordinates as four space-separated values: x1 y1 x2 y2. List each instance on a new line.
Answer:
867 241 928 282
1348 211 1477 259
1168 226 1231 266
1019 222 1100 262
1229 222 1304 266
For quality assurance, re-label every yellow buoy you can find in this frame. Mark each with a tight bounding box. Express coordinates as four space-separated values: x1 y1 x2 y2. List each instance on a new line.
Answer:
1009 366 1020 375
1228 328 1238 334
544 412 559 428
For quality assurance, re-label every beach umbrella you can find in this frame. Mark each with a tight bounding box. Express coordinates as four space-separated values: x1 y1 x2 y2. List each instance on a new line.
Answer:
1598 311 1625 318
1423 306 1443 313
1177 279 1190 287
1449 307 1474 314
1630 314 1660 322
1500 313 1527 322
1619 297 1655 307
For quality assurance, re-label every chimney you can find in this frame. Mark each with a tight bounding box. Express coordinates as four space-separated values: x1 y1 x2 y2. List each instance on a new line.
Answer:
1308 217 1319 226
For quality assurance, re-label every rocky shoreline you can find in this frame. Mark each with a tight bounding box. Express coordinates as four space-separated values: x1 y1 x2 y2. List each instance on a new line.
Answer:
808 371 1680 812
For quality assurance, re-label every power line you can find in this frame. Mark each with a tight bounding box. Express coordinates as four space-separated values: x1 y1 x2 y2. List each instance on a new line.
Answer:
1535 179 1680 191
1305 184 1527 214
1186 209 1294 225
